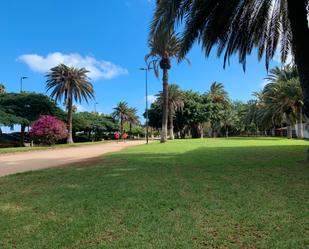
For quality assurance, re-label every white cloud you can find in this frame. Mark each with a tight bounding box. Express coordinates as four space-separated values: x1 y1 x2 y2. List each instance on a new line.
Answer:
18 52 128 81
146 94 157 104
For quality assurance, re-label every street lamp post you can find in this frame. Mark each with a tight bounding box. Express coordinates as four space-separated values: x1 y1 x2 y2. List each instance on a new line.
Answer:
140 67 152 144
20 76 28 93
94 102 99 113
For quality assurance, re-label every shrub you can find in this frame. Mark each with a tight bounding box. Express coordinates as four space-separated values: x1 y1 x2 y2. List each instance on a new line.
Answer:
30 115 67 145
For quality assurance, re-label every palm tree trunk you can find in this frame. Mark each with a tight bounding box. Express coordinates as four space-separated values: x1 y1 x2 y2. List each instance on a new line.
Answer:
120 115 123 134
67 98 74 144
168 106 174 140
287 118 293 139
297 108 304 139
272 127 276 137
161 68 169 143
287 0 309 156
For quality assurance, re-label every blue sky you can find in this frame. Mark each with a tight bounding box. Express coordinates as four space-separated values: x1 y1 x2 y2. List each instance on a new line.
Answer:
0 0 282 121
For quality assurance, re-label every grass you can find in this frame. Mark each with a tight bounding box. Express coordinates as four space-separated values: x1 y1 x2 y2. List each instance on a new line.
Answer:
0 137 308 249
0 140 109 154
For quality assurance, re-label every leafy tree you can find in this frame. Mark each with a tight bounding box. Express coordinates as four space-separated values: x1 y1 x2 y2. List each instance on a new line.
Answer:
46 64 94 144
73 112 118 141
157 84 184 139
150 0 309 139
146 31 188 143
0 84 6 94
147 101 162 129
0 92 64 145
30 115 67 145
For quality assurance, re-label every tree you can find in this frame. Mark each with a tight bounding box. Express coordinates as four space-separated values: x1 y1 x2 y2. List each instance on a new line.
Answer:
0 84 6 94
112 101 130 133
157 84 184 139
146 30 188 143
150 1 309 152
0 92 64 145
207 82 229 137
127 107 140 136
73 112 118 141
30 115 67 145
46 64 94 144
263 77 303 139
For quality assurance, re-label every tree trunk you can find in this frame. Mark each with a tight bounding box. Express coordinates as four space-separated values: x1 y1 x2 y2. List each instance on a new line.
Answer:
287 119 293 139
168 106 174 140
67 98 74 144
297 108 304 139
272 127 276 137
120 114 123 134
20 125 26 147
226 127 229 138
161 67 169 143
287 0 309 155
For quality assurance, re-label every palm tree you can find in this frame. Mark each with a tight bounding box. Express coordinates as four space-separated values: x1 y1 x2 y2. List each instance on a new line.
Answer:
127 107 140 136
208 82 228 137
112 101 130 134
263 65 304 138
145 31 187 143
150 0 309 126
0 84 6 94
208 82 228 104
46 64 94 144
157 84 184 139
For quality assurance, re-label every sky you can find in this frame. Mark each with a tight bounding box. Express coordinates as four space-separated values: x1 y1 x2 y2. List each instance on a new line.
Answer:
0 0 284 123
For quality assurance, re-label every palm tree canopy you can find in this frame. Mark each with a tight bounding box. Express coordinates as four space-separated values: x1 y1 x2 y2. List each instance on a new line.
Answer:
112 101 130 121
127 107 140 125
208 81 228 103
156 84 184 114
46 64 94 104
150 0 309 69
145 31 185 78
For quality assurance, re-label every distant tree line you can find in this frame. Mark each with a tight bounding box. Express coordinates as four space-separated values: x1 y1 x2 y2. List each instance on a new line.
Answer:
147 65 305 139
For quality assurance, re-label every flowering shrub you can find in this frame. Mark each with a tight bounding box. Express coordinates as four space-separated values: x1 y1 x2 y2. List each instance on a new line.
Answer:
30 115 67 145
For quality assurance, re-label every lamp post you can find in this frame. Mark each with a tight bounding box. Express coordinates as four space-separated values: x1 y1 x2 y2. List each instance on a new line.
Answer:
94 102 99 113
20 76 28 93
139 66 152 144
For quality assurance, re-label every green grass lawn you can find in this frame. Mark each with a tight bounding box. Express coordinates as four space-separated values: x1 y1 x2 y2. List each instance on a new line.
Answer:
0 141 108 154
0 138 308 249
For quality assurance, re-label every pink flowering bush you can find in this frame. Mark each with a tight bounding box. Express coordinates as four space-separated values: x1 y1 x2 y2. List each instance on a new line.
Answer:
30 115 68 145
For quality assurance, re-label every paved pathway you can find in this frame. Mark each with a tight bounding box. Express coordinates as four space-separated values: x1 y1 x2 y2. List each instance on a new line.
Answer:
0 140 145 177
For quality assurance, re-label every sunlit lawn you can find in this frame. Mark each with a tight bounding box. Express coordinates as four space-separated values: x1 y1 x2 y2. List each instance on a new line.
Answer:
0 138 308 249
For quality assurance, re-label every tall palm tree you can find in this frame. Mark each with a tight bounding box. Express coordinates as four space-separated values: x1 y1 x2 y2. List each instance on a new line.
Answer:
145 31 187 143
208 82 228 104
157 84 184 139
112 101 130 134
263 65 304 138
46 64 94 144
0 84 6 94
127 107 140 135
150 0 309 126
208 82 228 137
263 78 303 138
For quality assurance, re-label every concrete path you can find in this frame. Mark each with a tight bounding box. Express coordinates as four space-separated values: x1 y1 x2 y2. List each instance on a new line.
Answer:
0 140 145 177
